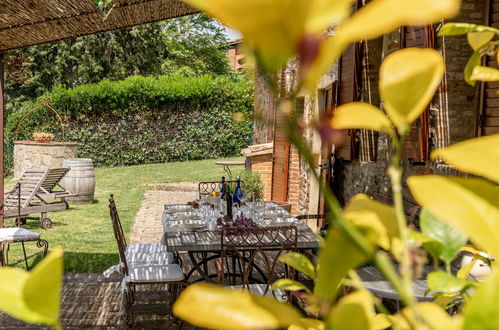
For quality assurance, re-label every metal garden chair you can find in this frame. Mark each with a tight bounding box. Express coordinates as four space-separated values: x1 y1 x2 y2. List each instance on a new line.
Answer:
108 195 185 325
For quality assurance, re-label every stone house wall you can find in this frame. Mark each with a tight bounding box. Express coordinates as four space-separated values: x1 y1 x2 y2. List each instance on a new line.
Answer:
334 0 485 204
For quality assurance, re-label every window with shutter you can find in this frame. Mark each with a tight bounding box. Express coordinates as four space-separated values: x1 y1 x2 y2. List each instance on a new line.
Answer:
336 36 362 161
480 0 499 136
400 25 433 162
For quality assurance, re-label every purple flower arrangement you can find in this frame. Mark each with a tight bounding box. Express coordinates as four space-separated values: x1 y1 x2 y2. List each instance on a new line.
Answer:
217 213 258 235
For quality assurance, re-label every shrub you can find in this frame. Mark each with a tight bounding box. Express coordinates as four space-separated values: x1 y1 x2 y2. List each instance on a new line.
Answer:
6 74 254 167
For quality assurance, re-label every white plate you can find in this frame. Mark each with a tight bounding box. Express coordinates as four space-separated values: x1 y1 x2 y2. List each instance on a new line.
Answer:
173 214 201 220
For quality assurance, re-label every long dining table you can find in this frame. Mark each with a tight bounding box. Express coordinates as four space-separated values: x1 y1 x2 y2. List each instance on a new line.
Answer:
160 202 320 282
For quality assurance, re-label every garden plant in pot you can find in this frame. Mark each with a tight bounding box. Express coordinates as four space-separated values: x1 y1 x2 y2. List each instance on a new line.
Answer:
32 132 55 143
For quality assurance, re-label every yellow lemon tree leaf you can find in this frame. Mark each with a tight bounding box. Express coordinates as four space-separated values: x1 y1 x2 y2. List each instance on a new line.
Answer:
380 48 444 134
343 194 399 252
278 252 316 279
272 279 311 293
289 318 325 330
173 283 304 329
0 247 63 329
314 228 368 300
372 313 391 330
331 103 394 136
427 271 475 294
393 302 463 329
438 22 499 36
463 272 499 329
464 51 482 86
431 134 499 183
304 0 459 91
326 290 374 329
305 0 356 33
470 65 499 82
408 176 499 258
467 31 495 51
183 0 353 73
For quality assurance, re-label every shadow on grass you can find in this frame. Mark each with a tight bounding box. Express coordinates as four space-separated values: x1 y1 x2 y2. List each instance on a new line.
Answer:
63 252 119 272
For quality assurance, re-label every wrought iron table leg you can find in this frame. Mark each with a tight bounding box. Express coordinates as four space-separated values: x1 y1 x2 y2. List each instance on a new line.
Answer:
186 252 220 283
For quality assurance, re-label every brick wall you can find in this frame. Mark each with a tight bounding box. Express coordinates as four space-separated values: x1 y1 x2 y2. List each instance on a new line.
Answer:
251 153 273 201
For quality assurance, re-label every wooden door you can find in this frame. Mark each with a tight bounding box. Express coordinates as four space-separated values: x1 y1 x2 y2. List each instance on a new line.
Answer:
401 25 433 162
318 83 335 216
271 106 290 202
336 43 359 160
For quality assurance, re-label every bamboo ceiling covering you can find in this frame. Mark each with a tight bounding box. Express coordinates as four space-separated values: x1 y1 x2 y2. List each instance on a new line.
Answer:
0 0 198 51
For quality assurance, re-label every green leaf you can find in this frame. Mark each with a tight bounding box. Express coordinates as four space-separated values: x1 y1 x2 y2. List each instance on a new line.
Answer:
464 51 482 86
432 134 499 184
0 247 63 329
467 31 495 51
314 228 369 300
427 271 475 294
409 230 444 261
438 22 499 36
331 102 394 136
470 65 499 82
173 283 304 329
408 176 499 258
420 209 468 265
272 279 311 293
380 48 444 134
304 0 460 92
278 252 316 279
463 272 499 329
326 290 374 330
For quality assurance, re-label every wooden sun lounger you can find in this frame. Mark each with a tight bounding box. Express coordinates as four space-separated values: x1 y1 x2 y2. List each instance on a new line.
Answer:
3 168 75 229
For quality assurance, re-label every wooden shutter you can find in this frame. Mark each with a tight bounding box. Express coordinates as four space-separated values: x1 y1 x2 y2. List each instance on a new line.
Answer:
271 107 290 202
401 26 433 162
336 42 361 160
480 0 499 136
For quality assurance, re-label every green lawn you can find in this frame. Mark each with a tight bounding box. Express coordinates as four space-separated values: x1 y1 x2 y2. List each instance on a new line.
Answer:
4 157 243 272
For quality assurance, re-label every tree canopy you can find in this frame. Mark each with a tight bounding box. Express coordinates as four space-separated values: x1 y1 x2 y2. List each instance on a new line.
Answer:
5 14 232 106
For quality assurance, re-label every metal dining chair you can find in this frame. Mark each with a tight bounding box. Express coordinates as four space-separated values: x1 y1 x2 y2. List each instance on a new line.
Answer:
108 195 185 325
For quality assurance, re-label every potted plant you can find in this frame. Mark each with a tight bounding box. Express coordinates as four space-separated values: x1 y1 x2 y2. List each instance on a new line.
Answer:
32 132 54 143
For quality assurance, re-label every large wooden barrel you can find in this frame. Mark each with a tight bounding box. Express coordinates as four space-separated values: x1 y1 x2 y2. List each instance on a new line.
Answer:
61 158 96 204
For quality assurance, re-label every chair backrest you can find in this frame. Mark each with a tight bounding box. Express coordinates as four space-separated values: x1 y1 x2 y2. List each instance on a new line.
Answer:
39 168 70 193
220 226 297 296
109 195 129 275
198 180 244 199
5 169 48 208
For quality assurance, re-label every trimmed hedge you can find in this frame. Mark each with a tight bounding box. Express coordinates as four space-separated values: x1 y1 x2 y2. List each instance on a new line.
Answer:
6 74 253 167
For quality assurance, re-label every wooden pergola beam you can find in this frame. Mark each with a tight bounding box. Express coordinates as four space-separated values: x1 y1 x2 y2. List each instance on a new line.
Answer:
0 52 4 228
